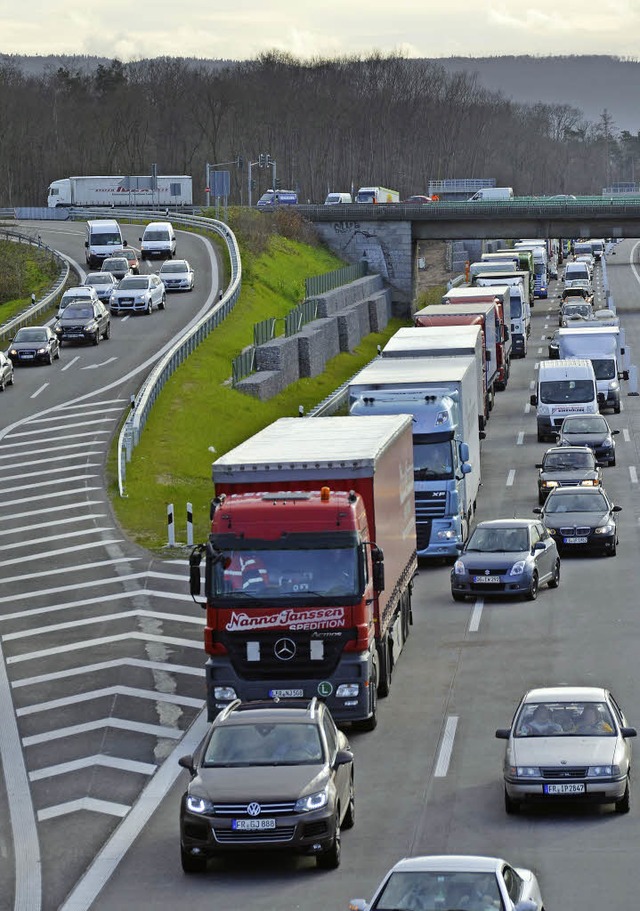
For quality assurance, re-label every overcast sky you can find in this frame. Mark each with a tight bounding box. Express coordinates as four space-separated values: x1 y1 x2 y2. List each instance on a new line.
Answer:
1 0 639 61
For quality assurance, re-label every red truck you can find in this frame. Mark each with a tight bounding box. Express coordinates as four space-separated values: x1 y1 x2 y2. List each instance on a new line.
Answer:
440 287 512 391
189 415 417 731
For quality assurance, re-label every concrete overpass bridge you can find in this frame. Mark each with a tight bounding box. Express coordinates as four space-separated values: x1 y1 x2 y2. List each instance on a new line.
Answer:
298 197 640 309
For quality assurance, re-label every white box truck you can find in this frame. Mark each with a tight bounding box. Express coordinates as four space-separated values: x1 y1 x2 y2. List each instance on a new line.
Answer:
467 187 514 200
355 186 400 203
558 326 625 413
474 272 531 357
47 175 193 207
348 357 481 559
530 359 599 442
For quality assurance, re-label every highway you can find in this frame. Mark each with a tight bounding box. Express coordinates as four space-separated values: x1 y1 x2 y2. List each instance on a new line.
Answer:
1 229 639 911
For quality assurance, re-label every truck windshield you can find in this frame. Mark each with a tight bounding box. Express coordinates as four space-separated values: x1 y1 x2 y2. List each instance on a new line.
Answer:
413 439 454 480
211 547 360 599
540 380 595 404
591 358 616 380
355 191 375 203
92 232 120 245
510 297 522 318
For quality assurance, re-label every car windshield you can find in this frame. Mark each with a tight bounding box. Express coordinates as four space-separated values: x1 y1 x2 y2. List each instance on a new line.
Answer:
466 526 529 552
14 328 47 341
90 232 120 245
562 304 591 316
103 259 127 268
373 871 501 911
539 379 594 404
543 451 594 470
62 294 89 305
161 262 187 273
202 722 323 766
210 547 360 599
563 417 608 434
515 701 616 737
86 274 111 284
118 278 150 289
62 307 94 319
545 492 608 513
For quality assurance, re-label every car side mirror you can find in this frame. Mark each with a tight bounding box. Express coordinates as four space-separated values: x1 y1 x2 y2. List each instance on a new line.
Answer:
612 505 622 512
535 463 542 468
84 240 88 248
621 727 637 738
530 394 537 406
514 902 539 911
334 749 354 768
533 541 545 551
495 729 510 740
612 429 620 436
178 754 195 775
532 508 542 515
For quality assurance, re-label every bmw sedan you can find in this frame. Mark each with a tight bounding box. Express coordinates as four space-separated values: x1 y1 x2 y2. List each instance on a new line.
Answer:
496 686 636 815
8 326 60 365
536 445 602 504
533 485 620 556
158 259 195 291
54 301 111 346
109 274 166 315
557 414 619 465
451 519 560 602
348 854 544 911
0 350 14 390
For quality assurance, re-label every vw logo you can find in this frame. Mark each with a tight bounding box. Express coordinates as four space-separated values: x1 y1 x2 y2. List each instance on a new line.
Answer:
274 637 296 661
247 802 261 817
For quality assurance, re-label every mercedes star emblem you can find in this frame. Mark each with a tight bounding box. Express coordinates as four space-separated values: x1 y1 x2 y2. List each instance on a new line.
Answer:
274 637 296 660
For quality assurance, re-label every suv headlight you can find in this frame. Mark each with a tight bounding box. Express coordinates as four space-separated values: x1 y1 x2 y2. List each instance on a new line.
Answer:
84 322 97 332
453 560 465 575
587 765 620 777
186 795 215 814
295 788 329 813
595 522 616 535
513 766 541 777
600 437 613 449
541 480 558 489
509 561 526 576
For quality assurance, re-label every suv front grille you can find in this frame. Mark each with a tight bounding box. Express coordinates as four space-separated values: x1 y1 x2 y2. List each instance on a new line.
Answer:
213 826 296 844
213 801 296 816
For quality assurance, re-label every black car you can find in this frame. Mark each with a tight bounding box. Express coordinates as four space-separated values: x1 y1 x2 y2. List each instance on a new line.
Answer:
536 445 602 504
178 698 354 873
54 301 111 346
8 326 60 365
547 329 560 359
101 256 131 280
534 486 620 556
557 414 619 466
0 350 14 390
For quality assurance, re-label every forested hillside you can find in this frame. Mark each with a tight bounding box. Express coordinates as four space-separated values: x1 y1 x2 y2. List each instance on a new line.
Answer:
0 53 637 206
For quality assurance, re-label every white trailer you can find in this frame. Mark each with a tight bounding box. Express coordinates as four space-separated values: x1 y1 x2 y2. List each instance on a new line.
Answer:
354 186 400 204
558 326 625 413
47 175 193 207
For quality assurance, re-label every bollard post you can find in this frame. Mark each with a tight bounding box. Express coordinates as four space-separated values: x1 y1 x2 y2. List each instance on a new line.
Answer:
628 365 639 396
167 503 176 545
186 502 193 547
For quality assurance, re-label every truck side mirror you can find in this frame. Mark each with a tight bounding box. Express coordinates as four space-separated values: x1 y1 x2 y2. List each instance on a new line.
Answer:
461 463 472 475
371 545 385 593
530 394 538 406
459 442 470 463
189 550 202 598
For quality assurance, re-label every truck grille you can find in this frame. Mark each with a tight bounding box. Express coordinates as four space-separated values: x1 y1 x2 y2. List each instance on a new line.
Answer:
414 490 448 518
224 630 349 680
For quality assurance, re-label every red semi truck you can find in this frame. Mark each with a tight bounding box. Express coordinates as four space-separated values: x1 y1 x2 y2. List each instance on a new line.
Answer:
189 415 417 731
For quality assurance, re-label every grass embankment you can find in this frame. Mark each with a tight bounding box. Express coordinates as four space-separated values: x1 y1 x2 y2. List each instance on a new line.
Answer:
110 211 447 551
0 239 60 326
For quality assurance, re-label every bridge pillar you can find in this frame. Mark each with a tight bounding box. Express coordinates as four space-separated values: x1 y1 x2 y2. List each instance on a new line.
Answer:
313 219 413 315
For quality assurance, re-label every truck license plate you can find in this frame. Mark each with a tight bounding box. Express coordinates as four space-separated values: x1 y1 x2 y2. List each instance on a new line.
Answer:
473 576 501 583
563 537 588 544
544 783 585 795
232 818 276 830
269 688 304 698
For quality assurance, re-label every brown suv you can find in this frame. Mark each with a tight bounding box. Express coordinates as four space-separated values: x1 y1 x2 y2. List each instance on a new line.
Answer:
178 698 354 873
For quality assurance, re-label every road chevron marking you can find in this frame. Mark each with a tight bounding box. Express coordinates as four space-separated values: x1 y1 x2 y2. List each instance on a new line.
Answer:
30 754 156 782
7 632 202 664
23 717 184 747
3 608 204 641
17 685 204 716
0 557 140 587
12 658 203 688
38 798 130 822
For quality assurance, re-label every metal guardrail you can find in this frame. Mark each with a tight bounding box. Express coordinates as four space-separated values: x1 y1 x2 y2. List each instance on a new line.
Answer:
0 230 70 340
104 207 242 497
305 262 367 297
285 299 318 337
0 208 16 220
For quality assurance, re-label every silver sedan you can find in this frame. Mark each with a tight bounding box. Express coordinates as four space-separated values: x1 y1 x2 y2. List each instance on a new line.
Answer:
496 686 636 814
109 274 166 315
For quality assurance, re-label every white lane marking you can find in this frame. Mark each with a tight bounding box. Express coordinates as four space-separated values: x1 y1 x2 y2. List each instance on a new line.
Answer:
3 427 110 441
23 717 184 746
0 538 122 569
38 798 130 822
82 357 118 370
516 432 524 445
0 439 106 456
0 589 192 620
0 464 100 484
0 502 104 525
0 486 104 508
506 469 516 486
530 379 536 389
0 526 112 552
30 383 48 399
630 466 638 484
0 514 106 538
540 335 547 340
30 754 156 782
537 347 543 354
7 632 202 665
524 403 531 414
61 356 80 372
434 715 459 777
469 599 483 632
12 658 202 689
0 474 99 495
0 638 41 909
0 556 138 587
8 418 116 437
26 408 123 425
4 608 204 641
0 452 101 472
624 428 631 443
16 686 204 716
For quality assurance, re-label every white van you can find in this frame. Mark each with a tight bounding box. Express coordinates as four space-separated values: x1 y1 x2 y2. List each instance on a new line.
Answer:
468 187 514 201
563 262 591 284
324 192 353 205
85 219 125 267
139 221 176 259
530 359 598 442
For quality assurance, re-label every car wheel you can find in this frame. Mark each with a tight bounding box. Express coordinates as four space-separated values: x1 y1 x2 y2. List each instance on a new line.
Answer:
180 847 207 873
615 781 630 813
452 591 466 602
104 322 111 340
316 818 341 869
0 376 4 392
537 430 545 443
548 560 560 588
145 301 152 315
609 455 616 466
607 539 617 557
525 571 539 601
54 345 60 360
342 774 355 830
614 403 621 414
93 331 100 346
7 371 13 386
504 788 521 815
46 351 53 365
355 657 378 732
159 294 166 311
